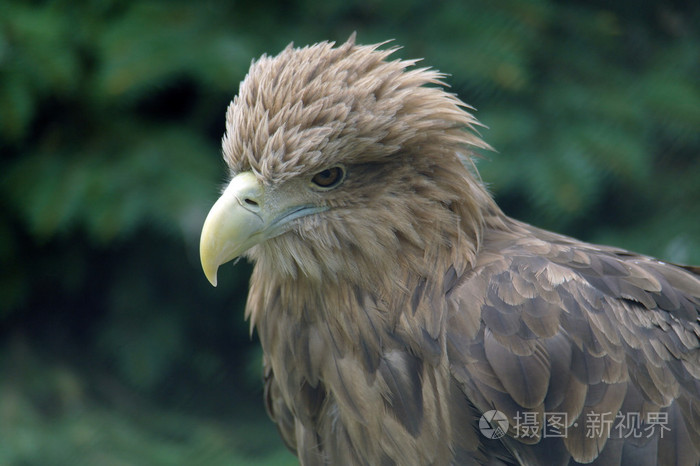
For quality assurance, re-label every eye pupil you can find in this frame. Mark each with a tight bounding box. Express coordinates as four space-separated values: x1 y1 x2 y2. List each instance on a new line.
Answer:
312 166 344 189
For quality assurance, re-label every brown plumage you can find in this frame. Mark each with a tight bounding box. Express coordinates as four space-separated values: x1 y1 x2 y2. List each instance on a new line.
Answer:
199 36 700 465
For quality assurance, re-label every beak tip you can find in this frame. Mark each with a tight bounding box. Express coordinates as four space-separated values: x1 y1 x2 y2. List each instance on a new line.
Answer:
202 264 219 287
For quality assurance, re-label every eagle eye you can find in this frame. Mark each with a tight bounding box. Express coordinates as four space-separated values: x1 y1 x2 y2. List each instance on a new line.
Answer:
311 166 345 189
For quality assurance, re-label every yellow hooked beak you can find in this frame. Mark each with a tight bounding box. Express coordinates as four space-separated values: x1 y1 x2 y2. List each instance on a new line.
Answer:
200 172 265 286
199 171 326 286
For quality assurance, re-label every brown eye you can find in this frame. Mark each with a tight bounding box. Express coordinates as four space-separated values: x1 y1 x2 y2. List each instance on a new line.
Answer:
311 166 345 189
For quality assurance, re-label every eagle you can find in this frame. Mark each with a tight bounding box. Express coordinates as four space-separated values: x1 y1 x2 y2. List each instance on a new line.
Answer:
199 36 700 465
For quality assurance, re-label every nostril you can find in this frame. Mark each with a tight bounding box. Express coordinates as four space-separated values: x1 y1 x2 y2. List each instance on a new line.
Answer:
244 198 259 208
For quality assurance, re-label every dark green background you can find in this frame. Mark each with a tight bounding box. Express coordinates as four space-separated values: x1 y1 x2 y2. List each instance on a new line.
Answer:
1 1 698 464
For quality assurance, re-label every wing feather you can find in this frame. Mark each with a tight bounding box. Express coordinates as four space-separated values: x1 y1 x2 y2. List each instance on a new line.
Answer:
447 223 700 465
484 329 550 409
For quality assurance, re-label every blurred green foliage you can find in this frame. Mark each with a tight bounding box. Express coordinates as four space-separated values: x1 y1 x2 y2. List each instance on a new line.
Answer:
1 0 698 463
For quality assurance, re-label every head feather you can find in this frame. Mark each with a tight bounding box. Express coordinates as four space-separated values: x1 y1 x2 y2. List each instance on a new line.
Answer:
222 36 490 184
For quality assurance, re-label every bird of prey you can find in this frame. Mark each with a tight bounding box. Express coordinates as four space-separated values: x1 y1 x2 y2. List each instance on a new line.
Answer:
199 36 700 465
